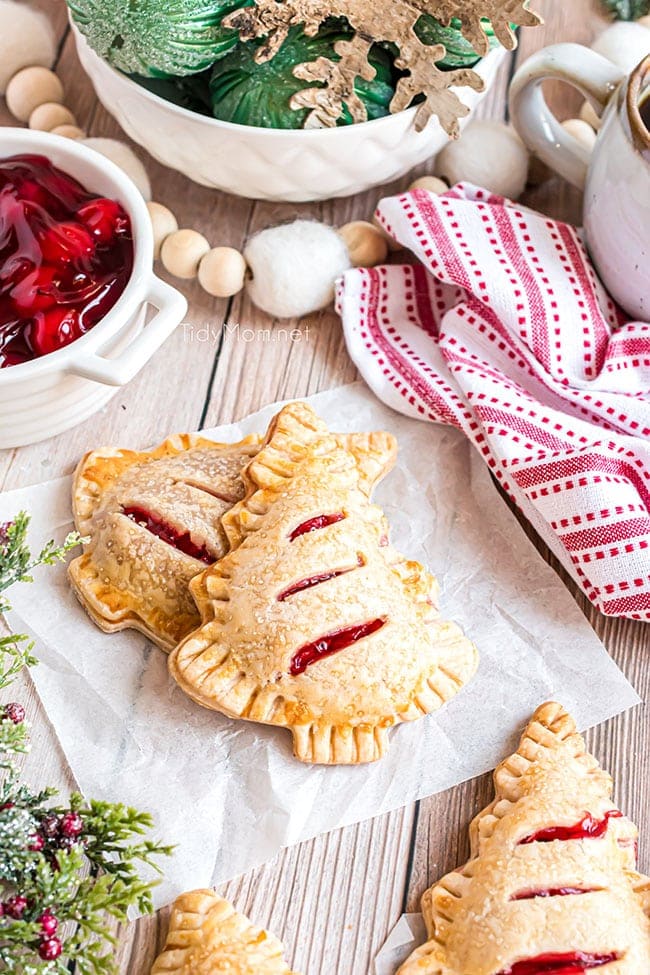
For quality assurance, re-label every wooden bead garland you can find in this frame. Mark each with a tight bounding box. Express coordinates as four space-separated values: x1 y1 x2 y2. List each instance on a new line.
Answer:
29 102 76 132
6 66 63 122
147 202 178 260
338 221 388 268
51 124 86 140
160 229 211 279
198 247 248 298
561 118 597 152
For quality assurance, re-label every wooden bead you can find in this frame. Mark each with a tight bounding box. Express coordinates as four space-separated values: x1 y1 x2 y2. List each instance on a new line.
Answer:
6 66 63 122
639 14 650 29
561 118 597 152
408 175 448 194
579 100 602 132
338 220 388 268
29 102 75 132
371 214 402 253
161 229 210 280
51 124 86 140
147 202 178 260
198 246 247 298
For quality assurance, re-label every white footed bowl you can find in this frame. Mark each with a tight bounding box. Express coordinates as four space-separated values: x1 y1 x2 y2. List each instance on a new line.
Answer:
73 25 506 203
0 128 187 448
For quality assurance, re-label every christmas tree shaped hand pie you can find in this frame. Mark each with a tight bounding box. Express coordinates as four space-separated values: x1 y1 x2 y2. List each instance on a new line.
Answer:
398 703 650 975
168 402 478 764
151 890 300 975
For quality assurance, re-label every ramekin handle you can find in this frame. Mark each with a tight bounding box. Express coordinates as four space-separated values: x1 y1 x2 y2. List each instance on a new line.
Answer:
69 276 187 387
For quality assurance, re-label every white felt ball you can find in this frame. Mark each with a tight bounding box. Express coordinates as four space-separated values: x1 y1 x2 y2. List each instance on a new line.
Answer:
0 1 56 95
435 121 529 200
198 247 247 298
561 118 597 152
592 22 650 73
338 221 388 268
244 220 351 319
6 66 63 122
147 201 178 260
29 102 76 132
161 229 210 279
408 175 448 194
81 138 152 200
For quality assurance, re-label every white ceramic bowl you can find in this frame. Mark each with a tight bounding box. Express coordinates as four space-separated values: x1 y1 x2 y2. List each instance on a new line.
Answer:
0 128 187 449
73 25 506 202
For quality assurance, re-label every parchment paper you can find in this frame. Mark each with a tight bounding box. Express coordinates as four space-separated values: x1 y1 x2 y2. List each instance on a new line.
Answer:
0 383 639 910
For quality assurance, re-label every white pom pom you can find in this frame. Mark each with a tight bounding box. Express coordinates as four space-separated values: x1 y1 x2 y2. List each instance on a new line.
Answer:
0 1 56 94
81 138 152 200
434 121 530 200
592 22 650 74
244 221 351 319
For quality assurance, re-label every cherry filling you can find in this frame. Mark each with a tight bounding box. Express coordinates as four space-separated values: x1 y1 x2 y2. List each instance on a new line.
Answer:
0 154 133 366
519 810 623 845
510 888 597 901
495 952 619 975
289 512 345 542
278 559 363 602
123 506 213 564
289 618 385 675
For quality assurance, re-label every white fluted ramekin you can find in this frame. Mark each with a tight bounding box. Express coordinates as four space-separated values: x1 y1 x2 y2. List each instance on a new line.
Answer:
0 128 187 448
73 25 506 203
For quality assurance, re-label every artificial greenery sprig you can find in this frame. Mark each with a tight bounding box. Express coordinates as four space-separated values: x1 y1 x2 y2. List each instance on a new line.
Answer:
0 511 172 974
601 0 650 18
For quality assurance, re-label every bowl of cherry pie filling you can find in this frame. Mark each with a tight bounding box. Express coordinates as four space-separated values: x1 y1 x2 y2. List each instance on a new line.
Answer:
0 128 187 449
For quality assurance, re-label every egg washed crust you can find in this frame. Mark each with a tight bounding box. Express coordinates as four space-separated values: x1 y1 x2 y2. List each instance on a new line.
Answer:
223 0 542 132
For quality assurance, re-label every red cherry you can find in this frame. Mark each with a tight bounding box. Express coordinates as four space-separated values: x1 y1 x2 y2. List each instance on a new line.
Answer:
28 832 45 852
59 811 84 839
10 265 58 314
3 702 25 724
76 198 125 244
29 307 81 358
39 937 63 961
38 910 58 936
5 895 28 919
39 221 94 264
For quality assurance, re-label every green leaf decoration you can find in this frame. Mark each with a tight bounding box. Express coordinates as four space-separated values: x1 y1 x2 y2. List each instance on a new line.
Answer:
67 0 253 77
601 0 650 17
414 16 498 68
209 22 394 128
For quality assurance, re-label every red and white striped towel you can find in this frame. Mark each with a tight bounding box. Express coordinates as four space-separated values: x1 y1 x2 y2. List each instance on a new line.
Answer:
336 183 650 620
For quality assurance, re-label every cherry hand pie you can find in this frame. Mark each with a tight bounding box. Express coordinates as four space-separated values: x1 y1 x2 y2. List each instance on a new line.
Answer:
68 434 262 651
67 423 397 652
168 402 478 764
150 889 300 975
398 702 650 975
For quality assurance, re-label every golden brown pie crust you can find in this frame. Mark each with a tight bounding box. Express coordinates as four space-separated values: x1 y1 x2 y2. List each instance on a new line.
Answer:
168 402 477 764
150 889 300 975
398 703 650 974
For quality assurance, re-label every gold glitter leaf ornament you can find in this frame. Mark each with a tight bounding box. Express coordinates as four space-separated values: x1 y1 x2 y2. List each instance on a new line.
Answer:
224 0 542 133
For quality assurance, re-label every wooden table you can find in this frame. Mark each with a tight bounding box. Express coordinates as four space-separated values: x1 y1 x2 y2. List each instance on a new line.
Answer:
2 1 649 972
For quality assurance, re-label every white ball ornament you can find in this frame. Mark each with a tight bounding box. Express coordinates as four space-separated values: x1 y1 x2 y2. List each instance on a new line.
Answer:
561 118 597 152
161 229 210 280
81 138 152 201
435 120 530 200
591 23 650 74
29 102 76 132
338 221 388 268
0 1 56 95
6 66 63 122
198 247 247 298
244 221 351 319
147 202 178 260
